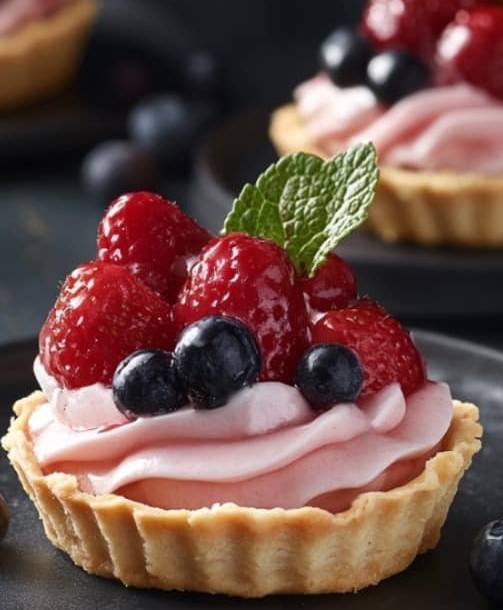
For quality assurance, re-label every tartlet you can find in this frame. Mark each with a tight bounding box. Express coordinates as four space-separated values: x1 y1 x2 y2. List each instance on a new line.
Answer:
2 151 482 596
270 1 503 248
3 391 480 596
0 0 97 110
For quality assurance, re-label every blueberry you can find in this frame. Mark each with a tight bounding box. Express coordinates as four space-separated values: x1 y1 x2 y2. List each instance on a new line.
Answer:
175 316 261 409
112 350 186 418
81 140 159 205
320 28 372 88
295 344 363 410
470 519 503 604
0 492 9 541
366 50 430 105
128 93 215 166
183 49 221 98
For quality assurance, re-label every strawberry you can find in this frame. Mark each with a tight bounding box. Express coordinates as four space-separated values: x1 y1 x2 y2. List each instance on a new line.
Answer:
39 262 175 389
97 192 211 303
175 232 309 383
436 4 503 100
312 304 425 397
362 0 479 62
300 252 357 312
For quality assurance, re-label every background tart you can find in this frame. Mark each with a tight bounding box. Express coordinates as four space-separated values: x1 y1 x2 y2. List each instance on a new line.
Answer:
271 104 503 248
0 0 97 111
2 390 481 597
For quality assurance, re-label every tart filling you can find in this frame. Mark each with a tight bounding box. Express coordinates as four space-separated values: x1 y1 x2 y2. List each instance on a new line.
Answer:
0 0 73 35
295 75 503 175
31 358 452 512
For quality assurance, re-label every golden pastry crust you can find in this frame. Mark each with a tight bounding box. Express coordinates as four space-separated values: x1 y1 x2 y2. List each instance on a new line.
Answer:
270 104 503 248
2 391 481 597
0 0 97 110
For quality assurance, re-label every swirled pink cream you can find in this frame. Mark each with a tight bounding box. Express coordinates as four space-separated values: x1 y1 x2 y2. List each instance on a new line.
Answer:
30 358 453 513
0 0 72 36
295 74 503 175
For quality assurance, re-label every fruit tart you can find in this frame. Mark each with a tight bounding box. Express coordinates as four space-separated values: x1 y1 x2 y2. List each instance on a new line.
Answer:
270 0 503 247
2 146 482 597
0 0 97 110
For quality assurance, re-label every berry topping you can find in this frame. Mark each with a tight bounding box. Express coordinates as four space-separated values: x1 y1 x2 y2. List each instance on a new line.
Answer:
128 94 216 166
470 519 503 604
367 49 430 104
312 305 425 397
362 0 478 62
437 5 503 101
295 344 363 410
39 262 175 389
112 350 186 418
175 233 309 383
0 492 9 542
97 192 211 303
300 252 357 312
174 316 261 409
320 27 373 88
81 141 159 205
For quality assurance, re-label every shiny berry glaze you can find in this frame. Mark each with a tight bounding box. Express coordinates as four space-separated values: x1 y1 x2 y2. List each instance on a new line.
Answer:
437 5 503 100
175 316 261 409
295 343 364 410
39 262 175 389
312 305 425 397
362 0 479 62
175 233 309 383
97 192 211 303
113 350 186 418
300 253 357 312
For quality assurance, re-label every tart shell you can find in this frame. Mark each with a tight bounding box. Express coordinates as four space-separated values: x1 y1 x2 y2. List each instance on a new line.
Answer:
0 0 97 110
270 104 503 248
2 391 481 597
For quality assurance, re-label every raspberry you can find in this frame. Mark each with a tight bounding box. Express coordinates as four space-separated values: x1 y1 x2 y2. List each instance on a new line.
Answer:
362 0 479 62
312 305 425 397
175 233 309 383
300 253 357 312
437 5 503 100
97 192 211 303
39 262 175 389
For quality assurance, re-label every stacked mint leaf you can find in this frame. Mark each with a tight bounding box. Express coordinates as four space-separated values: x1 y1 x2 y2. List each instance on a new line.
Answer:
223 143 378 277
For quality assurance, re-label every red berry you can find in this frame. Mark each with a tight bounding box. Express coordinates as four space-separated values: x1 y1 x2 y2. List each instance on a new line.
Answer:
437 5 503 100
39 262 175 389
312 305 425 397
362 0 479 62
175 233 309 383
300 253 357 312
97 192 211 303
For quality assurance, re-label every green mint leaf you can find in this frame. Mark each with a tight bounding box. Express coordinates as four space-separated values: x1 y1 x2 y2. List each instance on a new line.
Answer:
223 143 378 276
223 182 285 246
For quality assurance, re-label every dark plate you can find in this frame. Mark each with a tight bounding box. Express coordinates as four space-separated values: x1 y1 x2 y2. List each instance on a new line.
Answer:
190 109 503 318
0 331 500 609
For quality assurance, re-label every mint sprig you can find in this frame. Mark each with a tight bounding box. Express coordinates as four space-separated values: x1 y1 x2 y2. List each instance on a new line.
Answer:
222 143 378 276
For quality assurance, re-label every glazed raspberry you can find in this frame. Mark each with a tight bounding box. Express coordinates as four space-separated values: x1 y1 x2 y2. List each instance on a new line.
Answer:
39 262 175 389
362 0 478 62
437 5 503 100
300 253 357 312
97 192 211 303
175 233 309 383
312 305 425 398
